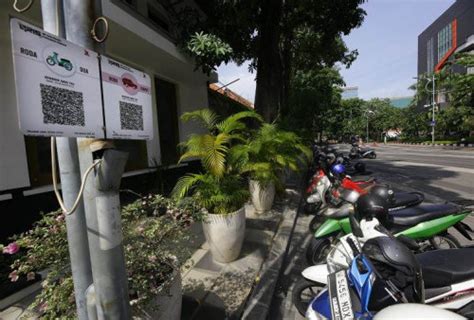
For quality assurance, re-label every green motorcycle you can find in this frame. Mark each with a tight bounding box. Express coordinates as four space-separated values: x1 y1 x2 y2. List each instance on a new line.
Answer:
46 52 73 71
306 202 472 265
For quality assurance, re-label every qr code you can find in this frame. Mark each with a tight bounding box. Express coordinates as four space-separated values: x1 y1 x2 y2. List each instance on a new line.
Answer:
119 101 143 131
40 84 85 126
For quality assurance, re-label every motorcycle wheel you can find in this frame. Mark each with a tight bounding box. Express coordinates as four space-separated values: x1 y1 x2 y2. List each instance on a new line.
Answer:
369 153 377 159
306 237 332 265
292 278 324 316
46 57 55 66
308 215 324 233
429 233 460 249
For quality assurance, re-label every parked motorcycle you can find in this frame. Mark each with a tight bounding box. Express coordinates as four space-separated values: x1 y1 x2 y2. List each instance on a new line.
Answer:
305 163 424 233
306 195 471 265
296 191 474 318
349 143 377 159
304 237 474 319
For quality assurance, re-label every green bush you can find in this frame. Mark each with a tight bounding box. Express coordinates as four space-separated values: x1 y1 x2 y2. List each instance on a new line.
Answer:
4 194 203 318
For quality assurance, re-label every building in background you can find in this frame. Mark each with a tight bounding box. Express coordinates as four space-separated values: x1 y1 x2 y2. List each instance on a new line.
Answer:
389 96 414 108
341 86 359 100
0 0 216 239
418 0 474 76
417 0 474 108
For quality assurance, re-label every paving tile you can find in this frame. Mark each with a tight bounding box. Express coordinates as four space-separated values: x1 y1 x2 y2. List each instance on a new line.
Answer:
245 228 275 246
192 250 225 273
246 218 279 232
182 268 219 302
238 240 270 263
181 248 209 277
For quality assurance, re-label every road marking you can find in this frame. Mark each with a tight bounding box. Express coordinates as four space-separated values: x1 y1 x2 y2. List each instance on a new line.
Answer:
386 161 474 174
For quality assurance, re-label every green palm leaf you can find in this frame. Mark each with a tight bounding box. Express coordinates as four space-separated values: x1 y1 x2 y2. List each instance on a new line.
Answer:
171 173 207 199
201 133 230 177
181 109 219 131
216 110 263 134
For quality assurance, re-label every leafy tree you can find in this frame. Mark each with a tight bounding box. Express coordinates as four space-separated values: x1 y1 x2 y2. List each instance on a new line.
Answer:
280 67 345 140
170 0 366 122
409 53 474 139
440 53 474 109
437 53 474 136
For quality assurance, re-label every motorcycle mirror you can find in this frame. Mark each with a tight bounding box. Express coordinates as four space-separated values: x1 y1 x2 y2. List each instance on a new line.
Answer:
349 211 363 237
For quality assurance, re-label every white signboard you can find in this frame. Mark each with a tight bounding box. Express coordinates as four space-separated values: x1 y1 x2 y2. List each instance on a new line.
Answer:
101 56 153 140
10 18 104 138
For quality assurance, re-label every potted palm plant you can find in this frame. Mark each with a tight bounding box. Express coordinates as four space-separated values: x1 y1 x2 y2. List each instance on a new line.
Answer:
233 123 310 213
172 109 261 263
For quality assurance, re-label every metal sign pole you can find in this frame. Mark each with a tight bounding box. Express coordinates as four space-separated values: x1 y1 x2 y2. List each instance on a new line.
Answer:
432 74 436 146
61 1 131 318
40 1 93 319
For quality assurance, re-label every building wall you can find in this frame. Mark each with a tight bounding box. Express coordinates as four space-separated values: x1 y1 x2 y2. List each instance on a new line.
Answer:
0 0 210 194
389 96 413 108
418 0 474 75
341 87 359 100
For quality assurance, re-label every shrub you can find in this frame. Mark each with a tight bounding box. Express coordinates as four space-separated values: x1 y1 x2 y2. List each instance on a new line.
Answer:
4 194 203 318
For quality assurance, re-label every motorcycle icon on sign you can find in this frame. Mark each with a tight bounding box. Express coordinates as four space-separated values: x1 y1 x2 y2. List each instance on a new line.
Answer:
122 77 138 90
46 52 73 71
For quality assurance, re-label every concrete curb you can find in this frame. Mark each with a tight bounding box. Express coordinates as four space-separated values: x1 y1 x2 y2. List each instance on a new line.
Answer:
240 177 305 319
387 142 474 148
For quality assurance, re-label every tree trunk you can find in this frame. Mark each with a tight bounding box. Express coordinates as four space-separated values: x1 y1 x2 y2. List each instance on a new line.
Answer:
280 31 293 119
254 0 283 123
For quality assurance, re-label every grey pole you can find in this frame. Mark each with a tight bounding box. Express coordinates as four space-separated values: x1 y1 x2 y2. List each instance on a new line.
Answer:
432 74 436 146
366 112 369 144
94 148 131 319
40 1 93 319
62 1 131 318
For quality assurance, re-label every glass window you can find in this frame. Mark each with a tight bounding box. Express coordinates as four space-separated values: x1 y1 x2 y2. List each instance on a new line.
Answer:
427 37 434 73
438 23 452 62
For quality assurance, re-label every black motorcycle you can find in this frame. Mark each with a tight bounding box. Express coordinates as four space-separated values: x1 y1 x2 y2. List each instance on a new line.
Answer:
349 143 377 159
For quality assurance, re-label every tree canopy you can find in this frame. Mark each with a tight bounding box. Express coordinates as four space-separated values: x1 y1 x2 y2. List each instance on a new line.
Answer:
167 0 366 122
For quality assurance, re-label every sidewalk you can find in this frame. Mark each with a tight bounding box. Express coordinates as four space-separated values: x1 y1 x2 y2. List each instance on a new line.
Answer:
0 172 305 320
180 187 302 320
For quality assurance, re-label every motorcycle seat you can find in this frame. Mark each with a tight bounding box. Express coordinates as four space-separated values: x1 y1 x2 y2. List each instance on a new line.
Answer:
388 203 460 226
417 248 474 288
351 177 375 183
389 192 424 210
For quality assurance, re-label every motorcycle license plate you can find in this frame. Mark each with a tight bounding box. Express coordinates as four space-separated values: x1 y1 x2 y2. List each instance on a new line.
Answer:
328 270 355 320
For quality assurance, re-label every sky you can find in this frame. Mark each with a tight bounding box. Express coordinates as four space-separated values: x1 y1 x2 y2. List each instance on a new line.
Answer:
216 0 455 102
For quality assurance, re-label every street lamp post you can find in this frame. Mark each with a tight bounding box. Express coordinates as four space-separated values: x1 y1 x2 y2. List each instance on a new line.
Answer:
415 75 437 146
365 110 375 144
431 74 436 146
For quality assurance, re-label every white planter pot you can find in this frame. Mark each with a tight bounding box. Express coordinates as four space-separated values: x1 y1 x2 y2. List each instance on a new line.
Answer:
249 180 276 214
137 271 182 320
202 207 246 263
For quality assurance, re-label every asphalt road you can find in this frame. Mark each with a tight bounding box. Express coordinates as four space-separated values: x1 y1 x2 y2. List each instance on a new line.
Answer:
353 144 474 206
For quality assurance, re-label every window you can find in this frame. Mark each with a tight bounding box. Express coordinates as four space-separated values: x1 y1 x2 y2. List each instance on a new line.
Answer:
155 77 180 165
147 3 170 33
121 0 138 8
437 23 452 62
24 137 53 187
427 37 434 73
